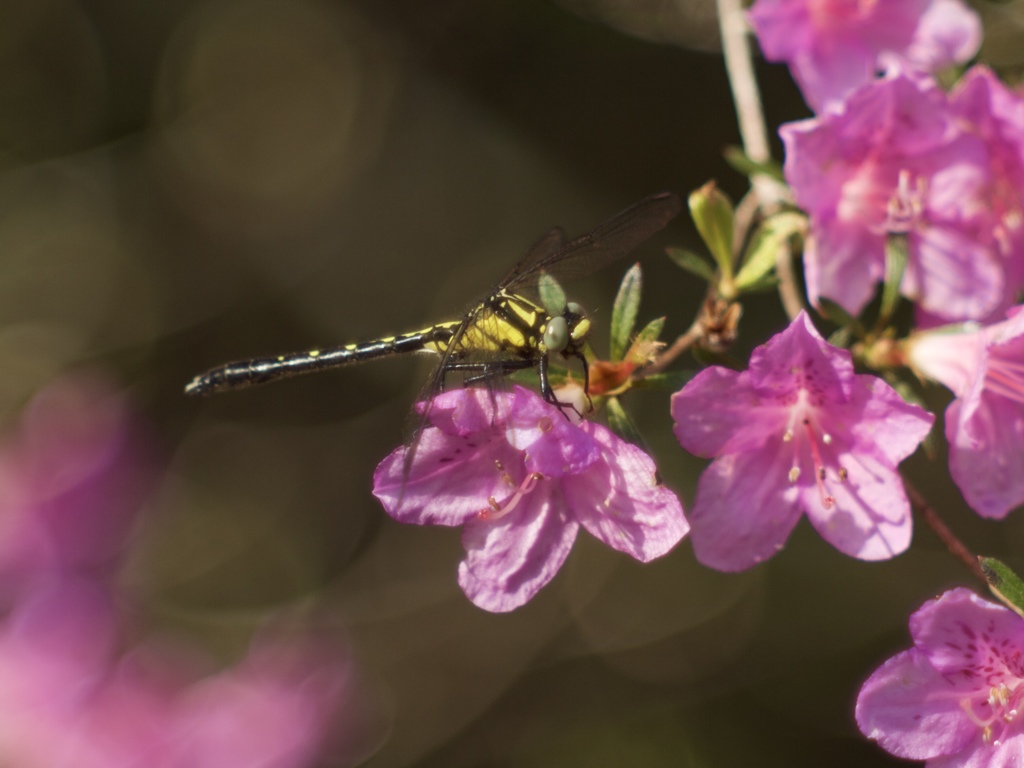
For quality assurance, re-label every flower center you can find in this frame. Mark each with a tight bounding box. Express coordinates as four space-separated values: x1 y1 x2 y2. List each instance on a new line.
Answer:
885 169 928 235
960 682 1024 747
985 356 1024 406
478 466 544 521
782 389 847 510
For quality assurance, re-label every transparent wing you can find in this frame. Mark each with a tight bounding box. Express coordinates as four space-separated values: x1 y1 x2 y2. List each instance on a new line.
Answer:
399 303 521 489
500 191 682 295
496 225 566 291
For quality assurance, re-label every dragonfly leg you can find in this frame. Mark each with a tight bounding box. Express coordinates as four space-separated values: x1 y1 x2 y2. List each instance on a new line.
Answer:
568 350 594 413
538 355 583 420
445 359 534 386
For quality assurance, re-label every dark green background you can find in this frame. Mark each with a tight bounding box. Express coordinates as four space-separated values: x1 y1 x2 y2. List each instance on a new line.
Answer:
3 0 1023 765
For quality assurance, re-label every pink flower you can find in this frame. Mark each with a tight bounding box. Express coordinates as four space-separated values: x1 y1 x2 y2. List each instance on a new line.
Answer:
671 312 933 571
748 0 980 111
373 386 689 612
781 68 1024 327
0 374 156 594
907 306 1024 519
0 581 349 768
857 588 1024 765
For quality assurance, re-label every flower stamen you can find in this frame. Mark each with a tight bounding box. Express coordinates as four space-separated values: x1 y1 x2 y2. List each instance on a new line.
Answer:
803 417 836 509
479 471 543 520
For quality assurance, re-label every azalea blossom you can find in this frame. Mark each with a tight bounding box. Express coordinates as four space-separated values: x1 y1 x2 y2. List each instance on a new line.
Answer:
0 374 156 597
907 306 1024 519
671 312 933 571
0 376 351 767
372 385 688 612
857 588 1024 765
748 0 980 111
0 580 348 768
781 68 1024 327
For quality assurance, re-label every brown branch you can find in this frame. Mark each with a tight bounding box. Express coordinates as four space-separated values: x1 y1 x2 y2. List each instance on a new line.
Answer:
904 475 986 584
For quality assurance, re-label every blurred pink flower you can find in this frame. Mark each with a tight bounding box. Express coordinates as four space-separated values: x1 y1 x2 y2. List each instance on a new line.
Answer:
781 68 1024 327
671 312 933 571
0 374 156 594
857 588 1024 765
0 581 349 768
373 386 688 612
907 306 1024 519
748 0 980 111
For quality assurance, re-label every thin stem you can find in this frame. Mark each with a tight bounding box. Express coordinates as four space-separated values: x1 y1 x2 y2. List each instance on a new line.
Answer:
714 0 804 319
716 0 770 165
904 475 986 584
642 320 703 376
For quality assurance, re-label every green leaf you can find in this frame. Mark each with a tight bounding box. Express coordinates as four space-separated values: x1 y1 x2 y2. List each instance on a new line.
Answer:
610 264 642 362
879 233 908 328
817 297 866 339
605 396 644 446
737 275 779 294
723 145 785 183
632 369 695 390
538 272 566 315
735 211 804 294
666 247 716 283
827 326 852 349
981 557 1024 617
688 183 735 281
634 316 665 347
691 346 744 371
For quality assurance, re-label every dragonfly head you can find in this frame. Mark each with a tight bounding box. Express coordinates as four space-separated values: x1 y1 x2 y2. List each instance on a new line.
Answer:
543 302 590 356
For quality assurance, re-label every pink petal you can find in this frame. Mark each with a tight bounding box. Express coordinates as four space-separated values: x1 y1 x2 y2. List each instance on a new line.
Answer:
671 367 767 457
845 374 935 467
909 588 1024 676
803 224 885 320
372 428 521 526
566 423 688 562
457 487 578 612
802 445 912 561
947 397 1024 519
505 388 600 478
909 224 1004 322
904 0 981 71
688 445 803 571
856 648 977 760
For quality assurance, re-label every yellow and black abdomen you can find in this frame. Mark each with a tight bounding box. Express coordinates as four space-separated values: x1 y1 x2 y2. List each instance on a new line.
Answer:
185 320 462 396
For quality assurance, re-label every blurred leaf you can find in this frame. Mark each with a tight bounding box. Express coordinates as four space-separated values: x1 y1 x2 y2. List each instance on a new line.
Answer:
737 275 779 294
723 145 785 182
827 326 851 349
981 558 1024 617
692 345 744 370
605 395 644 446
632 369 694 390
666 247 716 283
879 233 908 328
688 183 734 281
539 272 566 315
817 297 866 339
735 211 803 293
610 264 642 362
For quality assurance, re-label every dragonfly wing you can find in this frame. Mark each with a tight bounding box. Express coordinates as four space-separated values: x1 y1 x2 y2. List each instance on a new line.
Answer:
501 191 682 293
496 225 566 291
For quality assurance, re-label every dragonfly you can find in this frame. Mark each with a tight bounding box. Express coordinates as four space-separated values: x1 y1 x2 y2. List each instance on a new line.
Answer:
184 192 682 420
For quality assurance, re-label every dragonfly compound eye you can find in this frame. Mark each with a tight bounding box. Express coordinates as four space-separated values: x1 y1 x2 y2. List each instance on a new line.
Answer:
543 316 569 354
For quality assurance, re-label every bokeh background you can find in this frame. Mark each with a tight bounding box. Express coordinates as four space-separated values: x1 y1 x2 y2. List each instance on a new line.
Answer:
5 0 1024 765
